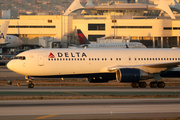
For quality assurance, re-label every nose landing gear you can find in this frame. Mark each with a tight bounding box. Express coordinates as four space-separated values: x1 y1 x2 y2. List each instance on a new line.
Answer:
28 81 34 88
26 76 34 88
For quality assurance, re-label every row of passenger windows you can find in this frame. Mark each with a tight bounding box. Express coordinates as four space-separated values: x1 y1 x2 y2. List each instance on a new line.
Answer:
48 58 122 61
132 58 180 61
112 26 152 29
49 58 180 61
164 27 180 30
9 26 56 28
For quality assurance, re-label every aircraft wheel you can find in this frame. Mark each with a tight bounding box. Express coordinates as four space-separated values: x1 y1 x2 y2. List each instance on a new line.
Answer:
132 82 139 88
28 83 34 88
158 82 165 88
139 82 147 88
150 82 158 88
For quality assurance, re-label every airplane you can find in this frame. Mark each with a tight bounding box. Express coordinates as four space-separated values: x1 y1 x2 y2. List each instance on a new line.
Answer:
7 48 180 88
0 21 23 48
68 29 147 48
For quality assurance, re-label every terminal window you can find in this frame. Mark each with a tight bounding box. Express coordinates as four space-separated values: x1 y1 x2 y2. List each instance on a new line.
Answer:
88 24 105 30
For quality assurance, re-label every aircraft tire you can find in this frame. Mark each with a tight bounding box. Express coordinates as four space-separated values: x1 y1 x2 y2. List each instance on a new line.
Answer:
150 82 158 88
158 82 165 88
139 82 147 88
132 82 139 88
28 83 34 88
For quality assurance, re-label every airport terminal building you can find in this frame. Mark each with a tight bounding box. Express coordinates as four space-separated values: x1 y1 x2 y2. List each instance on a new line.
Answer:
1 0 180 48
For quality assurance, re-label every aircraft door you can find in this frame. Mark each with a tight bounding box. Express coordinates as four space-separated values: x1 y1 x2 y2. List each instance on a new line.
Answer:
38 54 44 66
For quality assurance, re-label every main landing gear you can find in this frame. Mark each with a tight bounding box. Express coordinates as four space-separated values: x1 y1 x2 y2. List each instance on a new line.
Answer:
131 81 165 88
150 81 165 88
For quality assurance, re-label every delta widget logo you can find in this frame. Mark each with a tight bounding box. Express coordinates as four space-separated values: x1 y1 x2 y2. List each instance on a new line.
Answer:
48 53 55 58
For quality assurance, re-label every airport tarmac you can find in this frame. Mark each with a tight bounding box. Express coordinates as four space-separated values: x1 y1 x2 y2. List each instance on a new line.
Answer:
0 98 180 120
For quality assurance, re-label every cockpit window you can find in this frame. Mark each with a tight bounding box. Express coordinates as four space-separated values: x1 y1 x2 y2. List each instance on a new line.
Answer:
14 56 26 60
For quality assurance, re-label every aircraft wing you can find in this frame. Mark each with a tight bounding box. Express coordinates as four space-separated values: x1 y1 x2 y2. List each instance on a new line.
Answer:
107 61 180 73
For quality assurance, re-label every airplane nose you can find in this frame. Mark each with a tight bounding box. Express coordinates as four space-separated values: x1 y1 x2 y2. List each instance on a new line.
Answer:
7 61 12 70
7 60 15 71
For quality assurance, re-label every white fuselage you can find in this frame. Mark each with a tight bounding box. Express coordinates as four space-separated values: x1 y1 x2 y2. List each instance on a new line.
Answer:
69 42 147 49
7 48 180 77
87 42 146 48
5 35 23 48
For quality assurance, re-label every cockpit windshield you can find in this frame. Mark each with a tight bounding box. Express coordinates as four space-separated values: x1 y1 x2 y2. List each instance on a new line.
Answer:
14 56 26 60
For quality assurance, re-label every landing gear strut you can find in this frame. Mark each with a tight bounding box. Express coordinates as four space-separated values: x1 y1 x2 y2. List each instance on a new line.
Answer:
150 81 165 88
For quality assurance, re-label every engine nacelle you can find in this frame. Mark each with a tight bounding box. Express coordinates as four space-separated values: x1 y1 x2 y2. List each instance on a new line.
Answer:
160 71 180 77
116 68 153 82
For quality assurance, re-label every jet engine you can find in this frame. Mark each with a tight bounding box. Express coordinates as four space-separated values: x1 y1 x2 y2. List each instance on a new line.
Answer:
116 68 153 82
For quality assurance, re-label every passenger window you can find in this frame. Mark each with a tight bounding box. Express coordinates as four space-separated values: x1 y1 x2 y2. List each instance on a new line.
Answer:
175 58 177 60
144 58 146 60
111 58 112 60
89 58 91 60
69 58 70 60
138 58 140 60
51 58 53 61
48 59 50 61
150 58 151 60
161 58 163 60
147 58 148 60
116 58 118 60
119 58 121 60
164 58 166 60
54 58 56 61
170 58 171 60
141 58 143 60
102 58 104 60
172 58 174 60
155 58 157 60
158 58 160 60
57 58 59 61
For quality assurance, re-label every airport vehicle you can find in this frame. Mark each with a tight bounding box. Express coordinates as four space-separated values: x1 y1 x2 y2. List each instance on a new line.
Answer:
0 21 23 48
69 29 146 48
7 48 180 88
